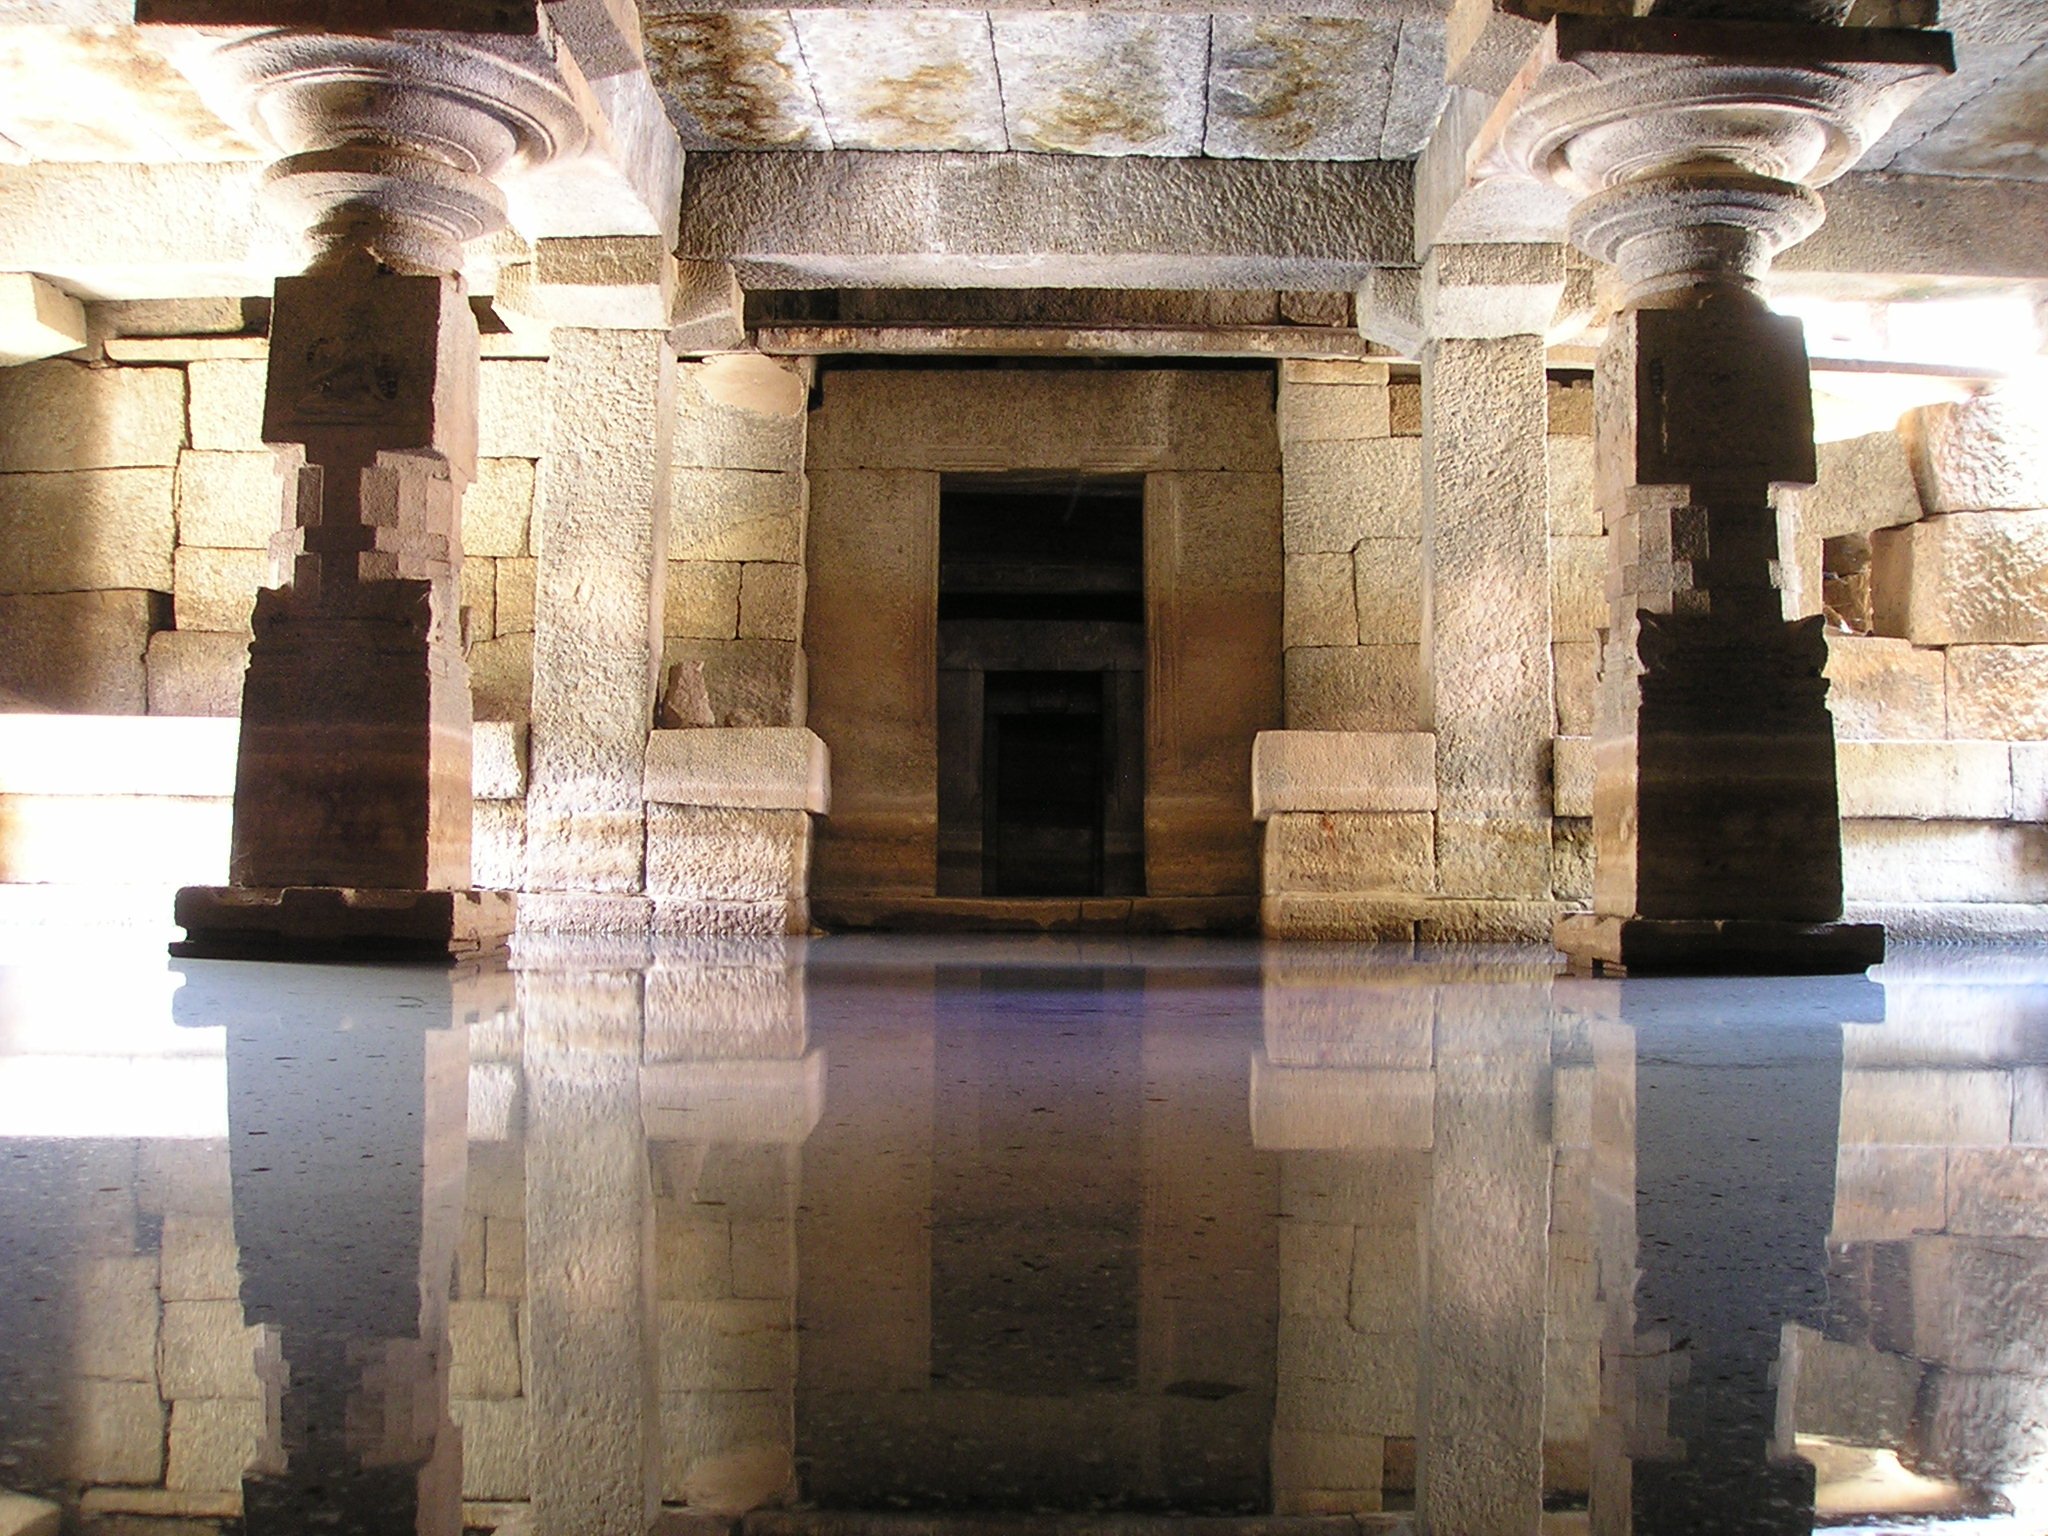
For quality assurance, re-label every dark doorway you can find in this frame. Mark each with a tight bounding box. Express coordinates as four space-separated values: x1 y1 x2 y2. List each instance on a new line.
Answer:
937 475 1145 898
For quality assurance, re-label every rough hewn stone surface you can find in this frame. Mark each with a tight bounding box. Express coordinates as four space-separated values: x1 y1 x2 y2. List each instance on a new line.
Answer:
1792 429 1924 538
662 638 807 729
1285 553 1357 648
1825 633 1946 740
173 545 266 632
174 450 282 549
1837 740 2013 821
680 152 1413 290
0 360 184 472
69 1379 165 1485
665 560 740 640
186 358 267 452
645 727 829 813
646 806 811 906
739 562 804 641
1285 645 1420 731
1872 510 2048 645
478 359 548 459
1546 436 1597 537
0 589 155 713
1844 819 2048 903
1909 387 2048 514
677 356 808 474
1264 812 1435 893
144 629 246 716
672 469 807 563
809 368 1279 472
0 467 174 593
1251 730 1437 818
1552 640 1595 736
1549 536 1604 640
2011 741 2048 821
1354 538 1422 643
1279 380 1393 444
470 633 534 722
166 1398 265 1492
1283 438 1423 550
1947 645 2048 739
463 457 537 558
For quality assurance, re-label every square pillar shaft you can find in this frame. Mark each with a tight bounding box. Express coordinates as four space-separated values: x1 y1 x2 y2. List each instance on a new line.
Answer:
1422 334 1555 901
525 327 675 903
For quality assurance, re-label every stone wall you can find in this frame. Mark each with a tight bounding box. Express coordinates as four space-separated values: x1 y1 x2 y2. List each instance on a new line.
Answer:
804 367 1283 905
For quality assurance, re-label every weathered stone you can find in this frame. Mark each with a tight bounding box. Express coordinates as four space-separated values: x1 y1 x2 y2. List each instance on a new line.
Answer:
1838 1067 2013 1146
1776 1325 1922 1449
0 1489 59 1536
1553 641 1595 736
1547 379 1593 437
1284 553 1357 648
493 556 537 636
1283 360 1391 388
1909 387 2048 514
1280 382 1393 443
1910 1237 2048 1377
658 561 734 640
74 1255 159 1382
1845 819 2048 903
69 1378 165 1485
2011 742 2048 821
1825 633 1946 739
146 629 246 716
166 1397 266 1492
0 272 85 365
1552 817 1594 900
473 800 527 891
1549 536 1604 640
161 1213 242 1303
662 639 806 729
159 1298 263 1399
678 355 807 473
453 1397 530 1501
1792 429 1924 538
0 467 175 594
1252 730 1437 818
1837 740 2012 820
1264 812 1435 894
478 359 547 459
1420 242 1566 340
1349 1224 1421 1336
1553 736 1594 818
451 1298 523 1400
0 360 184 472
1389 379 1421 436
174 450 281 549
1283 438 1423 550
645 727 829 813
462 556 497 642
471 633 534 722
1278 1221 1356 1317
173 545 266 632
1353 538 1423 644
671 469 807 563
186 358 267 452
1946 1147 2048 1238
646 806 811 905
659 1387 794 1510
1285 645 1420 731
1831 1142 1946 1240
463 457 536 558
738 562 804 642
1436 814 1552 898
1872 510 2048 645
1 589 156 713
1947 645 2048 739
1546 436 1598 537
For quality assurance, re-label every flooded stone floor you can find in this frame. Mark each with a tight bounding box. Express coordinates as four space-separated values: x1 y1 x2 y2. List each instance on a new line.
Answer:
2 932 2047 1535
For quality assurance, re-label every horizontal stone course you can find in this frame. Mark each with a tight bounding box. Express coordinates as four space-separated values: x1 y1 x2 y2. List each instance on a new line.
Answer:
1282 438 1422 549
0 360 185 472
1284 645 1419 731
1947 645 2048 739
1836 740 2012 820
1872 509 2048 645
645 727 829 813
1 589 156 713
174 450 281 549
1252 730 1436 818
0 467 175 593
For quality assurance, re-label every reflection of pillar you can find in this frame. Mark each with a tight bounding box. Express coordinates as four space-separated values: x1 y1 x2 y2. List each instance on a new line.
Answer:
1621 977 1874 1536
521 970 659 1536
1416 981 1553 1536
641 941 822 1513
166 30 593 959
1466 18 1950 975
179 966 479 1534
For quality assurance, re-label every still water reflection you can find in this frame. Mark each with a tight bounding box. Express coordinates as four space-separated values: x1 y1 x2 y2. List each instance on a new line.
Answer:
2 936 2046 1536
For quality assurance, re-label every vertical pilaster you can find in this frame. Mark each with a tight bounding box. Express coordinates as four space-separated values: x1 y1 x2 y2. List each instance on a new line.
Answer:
525 323 676 926
1420 245 1563 937
1416 986 1554 1536
521 969 660 1536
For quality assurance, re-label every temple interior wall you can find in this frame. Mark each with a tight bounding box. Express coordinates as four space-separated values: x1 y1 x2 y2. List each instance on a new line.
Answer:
1 318 2046 938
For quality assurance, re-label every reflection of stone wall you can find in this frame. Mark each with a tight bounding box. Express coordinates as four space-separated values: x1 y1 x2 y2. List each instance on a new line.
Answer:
805 369 1281 901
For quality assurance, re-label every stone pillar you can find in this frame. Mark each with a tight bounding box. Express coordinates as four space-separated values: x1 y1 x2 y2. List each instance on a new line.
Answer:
523 261 678 937
1415 983 1553 1536
521 969 660 1536
1420 244 1564 943
1473 16 1952 974
201 970 474 1535
167 29 587 961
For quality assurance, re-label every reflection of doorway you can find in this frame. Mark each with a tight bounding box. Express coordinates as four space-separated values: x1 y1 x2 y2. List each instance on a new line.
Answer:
936 475 1145 898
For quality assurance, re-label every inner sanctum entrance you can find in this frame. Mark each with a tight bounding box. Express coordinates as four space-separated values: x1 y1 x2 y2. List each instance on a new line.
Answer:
936 474 1146 898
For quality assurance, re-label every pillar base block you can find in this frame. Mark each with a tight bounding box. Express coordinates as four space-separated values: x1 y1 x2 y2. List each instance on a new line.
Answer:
1556 912 1884 977
171 885 515 964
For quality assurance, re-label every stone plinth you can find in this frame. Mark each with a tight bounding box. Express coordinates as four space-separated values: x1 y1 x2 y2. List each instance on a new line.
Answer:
172 886 514 964
1557 912 1884 977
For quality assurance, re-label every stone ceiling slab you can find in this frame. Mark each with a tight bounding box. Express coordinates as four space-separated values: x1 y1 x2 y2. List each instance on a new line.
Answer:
791 9 1008 151
0 26 256 162
1885 44 2048 179
641 12 830 149
1205 16 1399 159
990 13 1207 156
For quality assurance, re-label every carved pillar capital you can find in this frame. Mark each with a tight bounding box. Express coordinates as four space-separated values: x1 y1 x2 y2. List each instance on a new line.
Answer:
192 30 589 275
1489 16 1951 306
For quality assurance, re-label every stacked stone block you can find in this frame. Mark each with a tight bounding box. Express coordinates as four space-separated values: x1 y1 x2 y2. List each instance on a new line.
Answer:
450 1136 532 1508
665 355 812 728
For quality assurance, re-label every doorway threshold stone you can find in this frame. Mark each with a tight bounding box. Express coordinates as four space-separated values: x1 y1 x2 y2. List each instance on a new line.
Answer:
170 885 515 963
1555 913 1884 977
813 895 1257 935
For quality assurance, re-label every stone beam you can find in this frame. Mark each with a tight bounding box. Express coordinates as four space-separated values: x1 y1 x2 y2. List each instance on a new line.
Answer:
679 152 1415 291
1777 172 2048 284
0 272 86 364
753 323 1379 360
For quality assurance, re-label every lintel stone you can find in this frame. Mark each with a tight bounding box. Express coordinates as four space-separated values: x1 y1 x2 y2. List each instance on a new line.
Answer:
1420 243 1567 340
1836 740 2012 822
0 272 86 364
